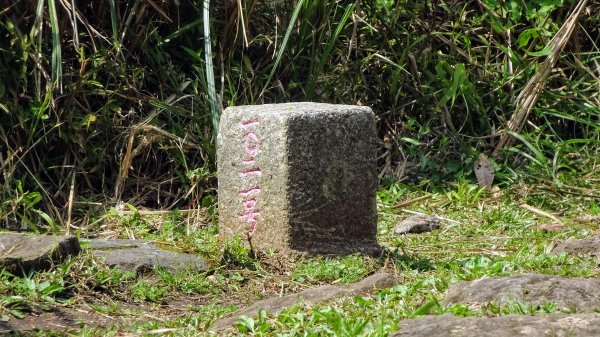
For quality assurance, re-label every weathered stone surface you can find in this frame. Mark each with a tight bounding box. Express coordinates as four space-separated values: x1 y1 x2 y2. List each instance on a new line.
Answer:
392 313 600 337
211 272 396 332
394 214 441 234
442 273 600 312
553 236 600 256
0 306 112 334
84 238 147 250
0 232 80 274
84 239 208 274
217 103 379 255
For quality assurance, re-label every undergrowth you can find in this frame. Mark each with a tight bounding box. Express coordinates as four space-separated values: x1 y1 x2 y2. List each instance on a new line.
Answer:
0 0 599 335
0 0 598 230
1 173 598 335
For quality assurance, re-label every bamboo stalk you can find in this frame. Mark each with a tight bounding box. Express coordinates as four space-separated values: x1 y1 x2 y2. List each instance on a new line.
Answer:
65 172 76 235
493 0 590 157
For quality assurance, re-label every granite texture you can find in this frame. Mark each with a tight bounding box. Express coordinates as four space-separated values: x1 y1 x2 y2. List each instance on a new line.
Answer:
442 273 600 312
83 239 208 274
393 313 600 337
0 232 80 274
217 103 378 255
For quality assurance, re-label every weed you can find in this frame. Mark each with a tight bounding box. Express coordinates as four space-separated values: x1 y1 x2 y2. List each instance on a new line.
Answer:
0 0 599 335
130 279 167 303
0 268 67 318
222 236 256 269
235 309 271 335
292 254 375 284
446 179 487 206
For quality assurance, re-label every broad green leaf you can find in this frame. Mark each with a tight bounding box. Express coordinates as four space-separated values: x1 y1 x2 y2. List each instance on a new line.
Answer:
527 48 552 57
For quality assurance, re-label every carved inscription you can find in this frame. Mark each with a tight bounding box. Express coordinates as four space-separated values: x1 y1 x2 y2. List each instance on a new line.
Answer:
239 120 261 235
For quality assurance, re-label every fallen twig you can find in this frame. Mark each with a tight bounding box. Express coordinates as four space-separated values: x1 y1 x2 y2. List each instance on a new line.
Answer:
394 194 433 209
115 209 202 216
400 209 461 225
520 204 564 225
65 172 76 235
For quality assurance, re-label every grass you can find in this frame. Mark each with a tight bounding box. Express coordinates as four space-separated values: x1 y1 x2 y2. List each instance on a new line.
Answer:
1 163 599 335
292 254 376 284
0 0 599 335
2 0 599 231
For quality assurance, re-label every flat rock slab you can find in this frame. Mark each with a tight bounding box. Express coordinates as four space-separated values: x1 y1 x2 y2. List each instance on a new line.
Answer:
0 306 112 334
0 232 80 274
553 237 600 256
392 313 600 337
442 273 600 312
83 239 208 274
211 272 396 332
84 239 148 250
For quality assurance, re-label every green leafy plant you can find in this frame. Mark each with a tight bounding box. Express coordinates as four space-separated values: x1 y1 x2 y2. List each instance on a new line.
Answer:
130 280 167 303
446 179 487 206
292 254 374 284
235 309 272 335
0 268 67 319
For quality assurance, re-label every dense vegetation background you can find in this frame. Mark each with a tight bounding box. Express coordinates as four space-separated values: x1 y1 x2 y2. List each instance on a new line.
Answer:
1 0 598 231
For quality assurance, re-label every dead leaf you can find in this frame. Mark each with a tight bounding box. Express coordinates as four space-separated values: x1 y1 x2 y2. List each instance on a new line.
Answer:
573 215 600 225
536 222 566 232
474 154 494 190
520 204 564 225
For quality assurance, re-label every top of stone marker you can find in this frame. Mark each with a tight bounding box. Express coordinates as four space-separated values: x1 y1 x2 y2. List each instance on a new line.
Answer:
223 102 373 115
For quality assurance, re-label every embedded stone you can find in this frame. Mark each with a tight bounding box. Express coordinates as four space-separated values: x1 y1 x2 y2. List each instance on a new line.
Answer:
553 236 600 256
393 313 600 337
0 232 80 274
84 239 208 274
211 272 396 332
217 103 379 255
442 273 600 312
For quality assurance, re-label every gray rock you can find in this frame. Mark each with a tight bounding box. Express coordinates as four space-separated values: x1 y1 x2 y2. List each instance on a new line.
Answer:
217 103 379 255
392 313 600 337
394 214 441 234
442 273 600 312
553 237 600 256
211 272 396 332
84 239 207 274
0 232 80 274
83 238 149 250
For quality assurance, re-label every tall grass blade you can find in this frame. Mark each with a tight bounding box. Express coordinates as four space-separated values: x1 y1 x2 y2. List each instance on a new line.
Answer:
48 0 62 92
203 0 219 133
33 0 45 100
70 0 79 49
319 3 353 72
107 0 120 51
259 0 305 99
506 130 548 167
158 18 203 46
307 3 354 98
544 110 600 130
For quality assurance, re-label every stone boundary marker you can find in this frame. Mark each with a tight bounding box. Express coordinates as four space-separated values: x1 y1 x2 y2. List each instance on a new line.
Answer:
217 103 379 255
